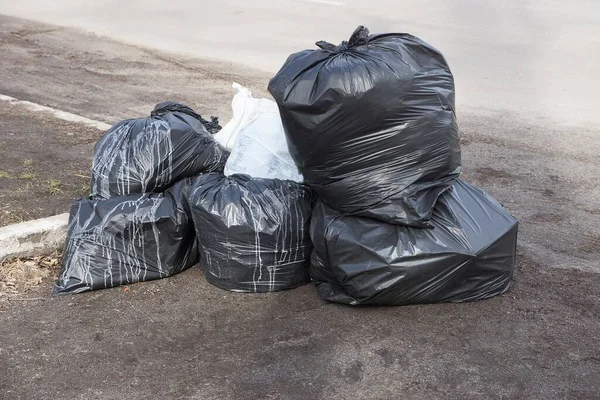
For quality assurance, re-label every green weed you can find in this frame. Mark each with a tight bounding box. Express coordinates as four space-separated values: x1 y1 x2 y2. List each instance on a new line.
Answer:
47 180 62 195
20 173 36 180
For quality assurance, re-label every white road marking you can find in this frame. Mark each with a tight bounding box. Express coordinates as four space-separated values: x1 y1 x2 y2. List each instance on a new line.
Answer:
0 94 112 131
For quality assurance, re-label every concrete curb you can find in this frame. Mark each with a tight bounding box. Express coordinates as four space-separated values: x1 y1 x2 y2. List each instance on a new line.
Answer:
0 94 112 131
0 213 69 262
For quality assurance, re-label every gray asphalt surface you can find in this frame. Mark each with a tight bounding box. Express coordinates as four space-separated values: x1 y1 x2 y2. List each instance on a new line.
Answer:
0 12 599 400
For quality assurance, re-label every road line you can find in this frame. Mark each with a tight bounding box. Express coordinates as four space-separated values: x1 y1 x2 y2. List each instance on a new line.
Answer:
0 94 112 131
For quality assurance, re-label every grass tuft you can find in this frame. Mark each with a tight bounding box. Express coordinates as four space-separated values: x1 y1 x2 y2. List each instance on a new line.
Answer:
20 173 36 180
47 180 62 195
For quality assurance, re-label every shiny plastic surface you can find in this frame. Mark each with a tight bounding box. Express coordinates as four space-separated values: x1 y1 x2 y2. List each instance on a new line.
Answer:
220 83 304 182
54 180 198 295
90 101 229 199
187 173 314 293
310 180 518 306
268 26 461 227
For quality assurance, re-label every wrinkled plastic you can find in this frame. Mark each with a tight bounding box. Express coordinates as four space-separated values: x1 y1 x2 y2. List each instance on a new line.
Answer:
54 180 198 295
187 173 314 293
214 83 254 149
220 83 304 182
310 180 518 306
90 101 229 199
268 26 461 227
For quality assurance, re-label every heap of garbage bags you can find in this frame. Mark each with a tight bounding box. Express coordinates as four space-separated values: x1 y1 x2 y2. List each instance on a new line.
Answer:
55 26 518 306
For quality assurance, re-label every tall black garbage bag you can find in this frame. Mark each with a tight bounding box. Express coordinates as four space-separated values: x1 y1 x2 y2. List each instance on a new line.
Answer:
187 173 314 293
268 26 461 227
54 180 198 295
310 180 518 306
90 101 229 199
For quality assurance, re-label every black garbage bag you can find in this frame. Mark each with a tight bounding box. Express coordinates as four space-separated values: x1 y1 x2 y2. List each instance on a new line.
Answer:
268 26 461 227
310 180 518 306
187 173 314 293
90 101 229 199
54 180 198 295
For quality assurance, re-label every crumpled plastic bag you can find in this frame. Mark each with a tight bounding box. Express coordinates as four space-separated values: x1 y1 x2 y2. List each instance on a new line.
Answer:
90 101 228 199
310 180 518 306
54 180 198 295
187 173 314 293
268 26 461 227
217 83 303 182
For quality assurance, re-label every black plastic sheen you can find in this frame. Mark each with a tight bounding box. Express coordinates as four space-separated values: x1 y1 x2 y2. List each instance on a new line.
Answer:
309 180 518 306
54 180 198 295
90 102 229 199
187 173 314 293
268 26 461 227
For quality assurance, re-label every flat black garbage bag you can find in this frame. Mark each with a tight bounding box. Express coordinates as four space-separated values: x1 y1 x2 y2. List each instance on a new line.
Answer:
54 180 198 295
268 26 461 227
90 101 228 199
187 173 314 293
310 180 518 306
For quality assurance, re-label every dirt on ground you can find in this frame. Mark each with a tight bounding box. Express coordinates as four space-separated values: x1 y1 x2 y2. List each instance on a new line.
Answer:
0 102 101 226
0 254 599 400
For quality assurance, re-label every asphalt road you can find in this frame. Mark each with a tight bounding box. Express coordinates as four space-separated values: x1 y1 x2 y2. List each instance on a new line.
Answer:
0 0 598 126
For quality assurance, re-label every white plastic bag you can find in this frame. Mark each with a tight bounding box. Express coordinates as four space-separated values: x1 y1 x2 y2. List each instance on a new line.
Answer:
219 83 303 183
